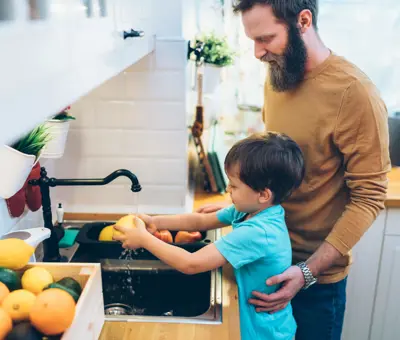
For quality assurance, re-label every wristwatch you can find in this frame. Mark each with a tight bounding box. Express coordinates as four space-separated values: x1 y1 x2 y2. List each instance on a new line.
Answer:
296 262 317 289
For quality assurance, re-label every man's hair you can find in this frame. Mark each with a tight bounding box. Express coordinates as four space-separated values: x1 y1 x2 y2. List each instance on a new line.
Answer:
233 0 319 28
225 132 305 204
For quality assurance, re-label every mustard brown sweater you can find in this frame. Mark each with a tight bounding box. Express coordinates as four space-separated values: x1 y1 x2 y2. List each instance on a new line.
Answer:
263 53 391 283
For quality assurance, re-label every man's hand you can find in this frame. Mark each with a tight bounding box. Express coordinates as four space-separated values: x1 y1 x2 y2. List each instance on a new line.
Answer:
248 266 305 313
196 201 231 214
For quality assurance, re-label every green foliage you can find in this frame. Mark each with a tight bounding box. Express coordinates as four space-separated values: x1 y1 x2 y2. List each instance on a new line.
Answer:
192 32 235 67
10 124 51 157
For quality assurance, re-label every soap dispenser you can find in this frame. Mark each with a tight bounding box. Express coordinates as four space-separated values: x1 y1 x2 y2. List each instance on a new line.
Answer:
56 202 64 227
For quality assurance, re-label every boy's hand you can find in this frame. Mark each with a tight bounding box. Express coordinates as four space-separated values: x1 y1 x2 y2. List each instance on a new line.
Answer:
138 214 158 235
113 216 149 249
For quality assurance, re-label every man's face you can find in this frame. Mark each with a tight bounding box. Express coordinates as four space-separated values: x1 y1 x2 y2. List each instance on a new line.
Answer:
242 4 307 92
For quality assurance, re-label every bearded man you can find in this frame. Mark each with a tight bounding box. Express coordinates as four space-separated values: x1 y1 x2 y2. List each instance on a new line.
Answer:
197 1 391 339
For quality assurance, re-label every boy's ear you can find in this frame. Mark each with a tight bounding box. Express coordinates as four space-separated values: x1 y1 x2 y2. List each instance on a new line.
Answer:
259 188 273 204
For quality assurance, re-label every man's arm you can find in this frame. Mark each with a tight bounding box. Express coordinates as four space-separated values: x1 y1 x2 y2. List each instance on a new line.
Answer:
324 80 390 258
142 234 227 274
151 212 227 232
307 81 390 276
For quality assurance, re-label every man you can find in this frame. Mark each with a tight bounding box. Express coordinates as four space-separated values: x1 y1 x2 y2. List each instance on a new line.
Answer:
197 1 391 339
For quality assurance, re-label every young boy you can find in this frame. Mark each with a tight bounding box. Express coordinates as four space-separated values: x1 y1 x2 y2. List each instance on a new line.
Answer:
114 132 305 340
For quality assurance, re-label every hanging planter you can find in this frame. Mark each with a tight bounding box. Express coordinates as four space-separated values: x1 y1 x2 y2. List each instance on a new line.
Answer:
41 107 75 159
203 63 225 94
189 32 235 94
0 125 50 199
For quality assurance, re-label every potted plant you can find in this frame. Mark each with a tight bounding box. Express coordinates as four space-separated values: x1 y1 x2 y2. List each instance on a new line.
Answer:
41 106 75 159
189 32 235 93
0 125 50 199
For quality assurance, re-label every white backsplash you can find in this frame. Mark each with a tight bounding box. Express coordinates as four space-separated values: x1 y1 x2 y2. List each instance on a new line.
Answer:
49 37 192 216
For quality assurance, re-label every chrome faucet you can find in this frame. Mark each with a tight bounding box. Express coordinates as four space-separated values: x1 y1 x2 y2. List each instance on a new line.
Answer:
29 167 142 262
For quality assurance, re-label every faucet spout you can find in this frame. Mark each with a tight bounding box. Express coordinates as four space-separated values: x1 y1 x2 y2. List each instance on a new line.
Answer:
48 169 142 192
29 167 142 262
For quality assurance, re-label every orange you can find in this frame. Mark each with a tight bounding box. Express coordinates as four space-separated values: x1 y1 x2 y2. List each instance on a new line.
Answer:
0 282 10 304
1 289 36 321
0 308 12 339
30 288 76 336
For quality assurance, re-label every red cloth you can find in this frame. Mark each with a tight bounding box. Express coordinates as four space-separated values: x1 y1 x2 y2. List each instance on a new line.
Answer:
5 162 42 218
5 185 26 217
26 162 42 212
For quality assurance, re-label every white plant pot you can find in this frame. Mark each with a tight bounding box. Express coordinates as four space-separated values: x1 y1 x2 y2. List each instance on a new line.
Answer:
0 145 36 199
41 120 71 159
203 64 224 94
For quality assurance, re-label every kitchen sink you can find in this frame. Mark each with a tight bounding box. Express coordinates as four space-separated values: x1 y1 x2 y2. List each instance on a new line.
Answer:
57 220 222 324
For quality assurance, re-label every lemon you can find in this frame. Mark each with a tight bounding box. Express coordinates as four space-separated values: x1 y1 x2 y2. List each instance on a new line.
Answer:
99 216 137 242
98 225 115 241
22 267 53 295
2 289 36 321
0 239 34 270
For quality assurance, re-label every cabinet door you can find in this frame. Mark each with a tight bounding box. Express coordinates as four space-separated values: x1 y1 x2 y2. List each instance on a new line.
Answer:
370 235 400 340
341 212 386 340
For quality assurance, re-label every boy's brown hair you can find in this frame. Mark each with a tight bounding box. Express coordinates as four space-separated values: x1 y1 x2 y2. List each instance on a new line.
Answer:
225 132 305 204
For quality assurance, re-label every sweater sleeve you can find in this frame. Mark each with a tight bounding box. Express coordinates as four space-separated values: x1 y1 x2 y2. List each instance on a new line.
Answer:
327 80 391 255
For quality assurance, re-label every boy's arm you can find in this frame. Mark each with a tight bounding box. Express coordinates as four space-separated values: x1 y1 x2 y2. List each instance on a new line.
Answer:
150 212 227 232
141 233 227 274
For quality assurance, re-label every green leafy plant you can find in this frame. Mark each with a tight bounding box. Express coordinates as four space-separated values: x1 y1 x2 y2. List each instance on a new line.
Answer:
192 33 235 67
10 124 51 158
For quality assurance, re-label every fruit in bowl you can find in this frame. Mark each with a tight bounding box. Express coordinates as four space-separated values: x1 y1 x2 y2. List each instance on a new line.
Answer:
0 263 80 339
174 231 202 243
154 230 173 243
98 214 138 241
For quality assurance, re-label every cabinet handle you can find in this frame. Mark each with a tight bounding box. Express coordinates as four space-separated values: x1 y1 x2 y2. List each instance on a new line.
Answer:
123 29 144 39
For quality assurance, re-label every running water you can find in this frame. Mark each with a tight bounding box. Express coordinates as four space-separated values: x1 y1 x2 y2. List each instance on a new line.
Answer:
115 192 144 312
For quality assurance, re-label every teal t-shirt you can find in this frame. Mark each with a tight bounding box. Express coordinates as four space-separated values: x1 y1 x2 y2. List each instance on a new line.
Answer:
215 204 296 340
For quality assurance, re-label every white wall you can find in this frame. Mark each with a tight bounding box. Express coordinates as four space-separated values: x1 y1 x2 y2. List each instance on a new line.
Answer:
0 0 197 236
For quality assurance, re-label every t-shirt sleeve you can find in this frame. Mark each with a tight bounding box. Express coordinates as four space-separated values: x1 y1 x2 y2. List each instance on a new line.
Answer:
214 224 268 269
216 204 236 225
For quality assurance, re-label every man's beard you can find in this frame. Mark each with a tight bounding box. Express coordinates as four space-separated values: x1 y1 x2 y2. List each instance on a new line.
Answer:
261 23 307 92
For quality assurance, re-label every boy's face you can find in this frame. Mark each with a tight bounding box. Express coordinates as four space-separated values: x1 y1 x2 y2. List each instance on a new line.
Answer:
226 165 262 213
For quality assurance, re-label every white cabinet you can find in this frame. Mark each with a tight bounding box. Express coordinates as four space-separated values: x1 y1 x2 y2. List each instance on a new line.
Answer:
370 209 400 340
342 212 386 340
0 0 155 146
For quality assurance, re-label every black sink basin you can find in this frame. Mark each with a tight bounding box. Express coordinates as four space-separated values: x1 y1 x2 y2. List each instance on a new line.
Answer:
62 220 222 324
101 260 211 317
73 221 209 261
